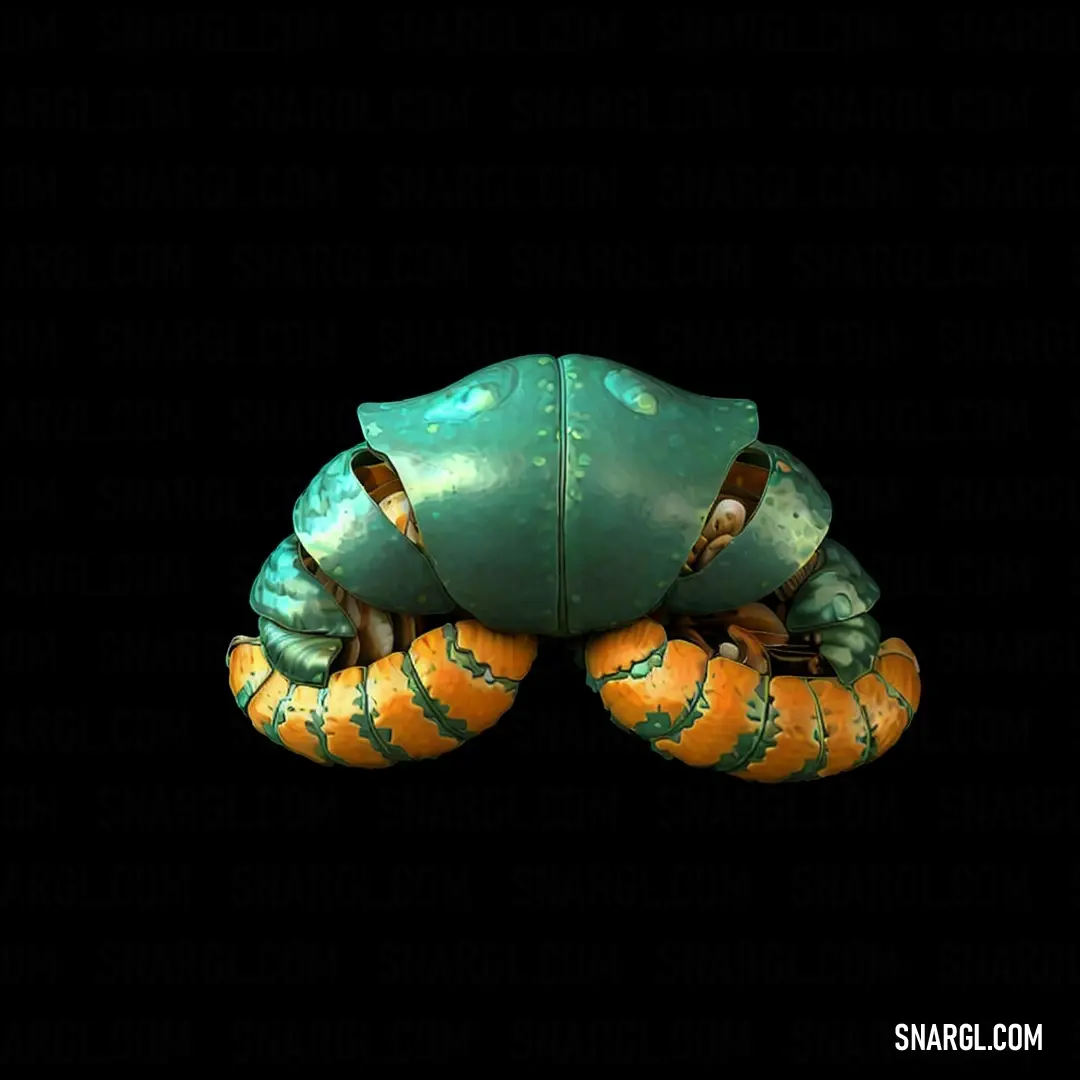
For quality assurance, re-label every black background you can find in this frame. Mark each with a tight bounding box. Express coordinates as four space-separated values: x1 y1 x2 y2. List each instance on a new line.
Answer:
2 7 1075 1066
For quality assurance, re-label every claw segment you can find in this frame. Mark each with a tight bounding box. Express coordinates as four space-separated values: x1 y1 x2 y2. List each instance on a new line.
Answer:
586 617 921 782
272 683 331 765
227 639 272 711
594 638 708 739
364 652 460 760
246 671 290 737
810 678 872 777
408 626 517 737
322 668 392 767
306 688 350 766
584 619 668 683
851 672 908 759
400 650 473 742
731 677 825 782
874 638 921 712
453 619 539 682
652 657 769 770
227 622 538 767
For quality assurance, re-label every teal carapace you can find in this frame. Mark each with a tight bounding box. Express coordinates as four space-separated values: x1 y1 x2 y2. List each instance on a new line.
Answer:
230 351 921 779
293 443 455 615
785 539 880 633
249 535 354 638
357 354 760 636
663 441 833 615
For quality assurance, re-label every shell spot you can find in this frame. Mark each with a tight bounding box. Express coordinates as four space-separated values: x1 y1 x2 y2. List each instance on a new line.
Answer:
603 368 660 416
422 364 519 424
424 384 498 422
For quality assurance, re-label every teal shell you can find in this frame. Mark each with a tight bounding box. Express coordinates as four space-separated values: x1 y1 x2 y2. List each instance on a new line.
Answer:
345 353 830 636
244 353 857 685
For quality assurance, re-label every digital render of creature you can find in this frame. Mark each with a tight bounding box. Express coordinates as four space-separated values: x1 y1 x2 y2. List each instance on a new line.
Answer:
226 353 920 781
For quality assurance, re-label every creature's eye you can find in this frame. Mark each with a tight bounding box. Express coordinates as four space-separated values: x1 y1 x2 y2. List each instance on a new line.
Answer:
603 367 661 416
422 363 519 424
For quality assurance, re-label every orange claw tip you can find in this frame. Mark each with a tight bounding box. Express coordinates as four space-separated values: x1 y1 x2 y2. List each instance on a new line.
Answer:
652 657 765 768
878 637 920 673
584 618 667 681
873 639 921 713
454 620 538 681
227 640 270 698
853 671 910 758
226 633 261 660
598 638 708 735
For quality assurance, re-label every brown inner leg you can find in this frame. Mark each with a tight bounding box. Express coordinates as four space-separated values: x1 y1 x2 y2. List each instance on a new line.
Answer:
680 451 771 575
663 611 831 677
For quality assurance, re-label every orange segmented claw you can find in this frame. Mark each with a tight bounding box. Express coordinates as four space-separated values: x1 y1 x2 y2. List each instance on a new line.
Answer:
227 620 538 767
584 618 920 782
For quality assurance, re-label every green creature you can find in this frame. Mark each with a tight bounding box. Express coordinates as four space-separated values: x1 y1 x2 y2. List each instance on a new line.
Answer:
226 354 920 780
